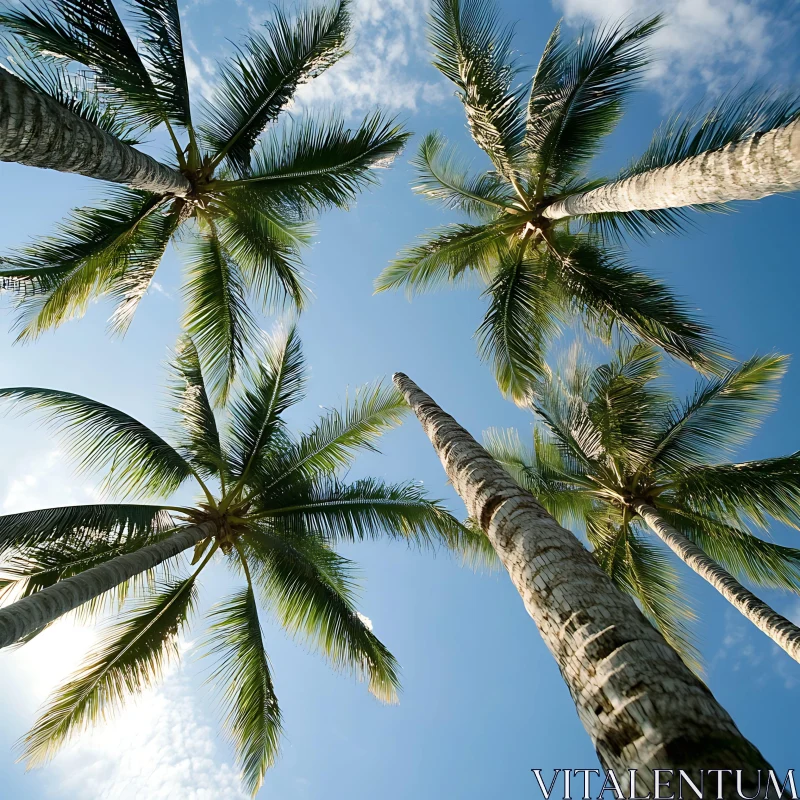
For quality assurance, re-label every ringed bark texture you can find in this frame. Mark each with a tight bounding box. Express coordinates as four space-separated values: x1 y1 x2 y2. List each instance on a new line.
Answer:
635 501 800 665
0 522 215 649
0 69 191 195
394 372 772 792
542 117 800 220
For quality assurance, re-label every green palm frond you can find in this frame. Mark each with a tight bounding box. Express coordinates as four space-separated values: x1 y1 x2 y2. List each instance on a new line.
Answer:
650 354 787 472
0 387 193 497
204 586 281 796
130 0 192 129
228 112 410 210
0 38 143 143
412 131 517 219
589 519 700 670
247 527 400 703
526 16 660 187
552 238 725 376
375 222 514 295
182 227 258 405
0 0 169 131
201 0 350 171
215 196 310 312
0 190 168 341
0 504 173 557
20 576 197 766
669 456 800 531
262 477 468 550
261 382 406 488
429 0 526 179
477 249 561 401
227 324 306 482
656 506 800 593
107 201 182 336
168 336 225 478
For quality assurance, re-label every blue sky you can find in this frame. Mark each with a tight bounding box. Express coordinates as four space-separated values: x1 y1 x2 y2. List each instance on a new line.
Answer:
1 0 799 797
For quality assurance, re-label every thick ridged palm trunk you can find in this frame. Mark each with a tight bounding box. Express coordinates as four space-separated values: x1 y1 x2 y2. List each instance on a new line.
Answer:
394 373 772 791
0 69 191 195
0 522 215 649
634 501 800 665
542 118 800 220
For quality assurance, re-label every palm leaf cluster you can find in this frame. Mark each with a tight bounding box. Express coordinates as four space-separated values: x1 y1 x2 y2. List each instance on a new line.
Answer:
485 343 800 668
0 324 480 795
0 0 410 401
377 0 799 402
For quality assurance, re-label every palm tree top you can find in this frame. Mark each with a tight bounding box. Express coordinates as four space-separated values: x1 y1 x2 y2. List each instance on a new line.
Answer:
0 0 410 401
376 0 800 401
485 342 800 666
0 323 481 796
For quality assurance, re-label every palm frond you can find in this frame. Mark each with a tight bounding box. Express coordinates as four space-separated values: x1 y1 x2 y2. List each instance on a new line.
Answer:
1 38 143 143
477 249 561 402
375 221 514 296
246 527 400 703
230 111 410 210
0 504 173 557
201 0 350 171
669 455 800 531
0 190 168 341
168 336 225 478
130 0 192 129
20 576 197 766
215 195 310 312
0 0 169 131
650 354 787 472
553 238 726 376
411 131 516 219
259 382 406 489
429 0 526 178
182 227 258 405
262 477 468 551
227 323 306 482
526 16 660 187
0 387 193 497
204 586 281 796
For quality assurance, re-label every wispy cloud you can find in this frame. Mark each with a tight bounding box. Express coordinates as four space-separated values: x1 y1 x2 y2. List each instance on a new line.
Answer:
552 0 793 100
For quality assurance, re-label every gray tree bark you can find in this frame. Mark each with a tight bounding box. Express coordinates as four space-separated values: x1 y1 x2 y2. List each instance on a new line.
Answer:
0 522 215 649
635 501 800 665
0 68 191 195
542 117 800 220
394 372 771 793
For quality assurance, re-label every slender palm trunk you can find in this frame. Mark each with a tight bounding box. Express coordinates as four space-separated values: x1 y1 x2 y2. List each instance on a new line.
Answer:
542 118 800 220
0 69 191 195
0 522 215 649
635 501 800 664
394 373 771 791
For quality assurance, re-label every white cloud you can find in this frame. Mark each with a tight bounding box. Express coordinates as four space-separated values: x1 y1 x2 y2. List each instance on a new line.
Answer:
357 612 374 631
553 0 784 99
185 52 216 102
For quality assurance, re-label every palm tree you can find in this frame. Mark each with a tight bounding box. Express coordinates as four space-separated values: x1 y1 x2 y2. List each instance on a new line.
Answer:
376 0 800 401
0 0 409 401
393 371 772 792
483 343 800 666
0 325 474 795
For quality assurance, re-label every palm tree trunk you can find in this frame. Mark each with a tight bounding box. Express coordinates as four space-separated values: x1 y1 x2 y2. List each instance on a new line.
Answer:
542 117 800 220
634 501 800 664
0 522 215 649
0 69 191 196
394 372 772 791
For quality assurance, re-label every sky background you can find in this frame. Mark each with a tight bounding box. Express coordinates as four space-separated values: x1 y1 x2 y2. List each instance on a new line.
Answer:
1 0 800 797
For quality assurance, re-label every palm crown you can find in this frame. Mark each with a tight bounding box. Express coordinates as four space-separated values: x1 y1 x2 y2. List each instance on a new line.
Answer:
0 324 475 795
0 0 409 401
485 343 800 667
376 0 799 401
